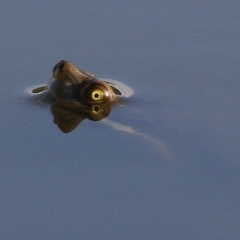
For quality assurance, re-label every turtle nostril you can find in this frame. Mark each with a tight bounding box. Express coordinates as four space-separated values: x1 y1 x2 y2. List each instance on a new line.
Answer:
57 60 65 69
53 60 66 72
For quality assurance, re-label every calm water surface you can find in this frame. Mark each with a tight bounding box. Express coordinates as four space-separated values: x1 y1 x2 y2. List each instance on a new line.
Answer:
1 1 240 240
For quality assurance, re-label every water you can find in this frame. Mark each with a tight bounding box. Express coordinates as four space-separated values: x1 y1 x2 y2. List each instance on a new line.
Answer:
1 1 240 239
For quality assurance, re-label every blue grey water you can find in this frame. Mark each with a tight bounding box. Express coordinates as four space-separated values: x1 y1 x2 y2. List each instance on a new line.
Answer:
1 1 240 239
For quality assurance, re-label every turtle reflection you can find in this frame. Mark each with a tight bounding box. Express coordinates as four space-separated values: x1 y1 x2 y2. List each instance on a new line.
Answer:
50 102 112 133
30 60 133 133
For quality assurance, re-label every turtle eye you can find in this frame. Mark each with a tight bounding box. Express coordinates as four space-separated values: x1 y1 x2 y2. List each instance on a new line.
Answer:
81 82 111 103
91 89 104 101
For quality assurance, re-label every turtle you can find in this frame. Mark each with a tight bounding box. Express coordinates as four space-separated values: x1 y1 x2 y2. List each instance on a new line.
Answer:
28 60 133 133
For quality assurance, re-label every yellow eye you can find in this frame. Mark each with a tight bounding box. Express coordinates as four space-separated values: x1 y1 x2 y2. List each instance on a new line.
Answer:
81 82 112 104
91 89 104 101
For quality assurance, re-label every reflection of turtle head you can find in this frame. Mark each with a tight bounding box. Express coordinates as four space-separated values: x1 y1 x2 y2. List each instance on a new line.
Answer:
50 102 112 133
48 60 116 106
